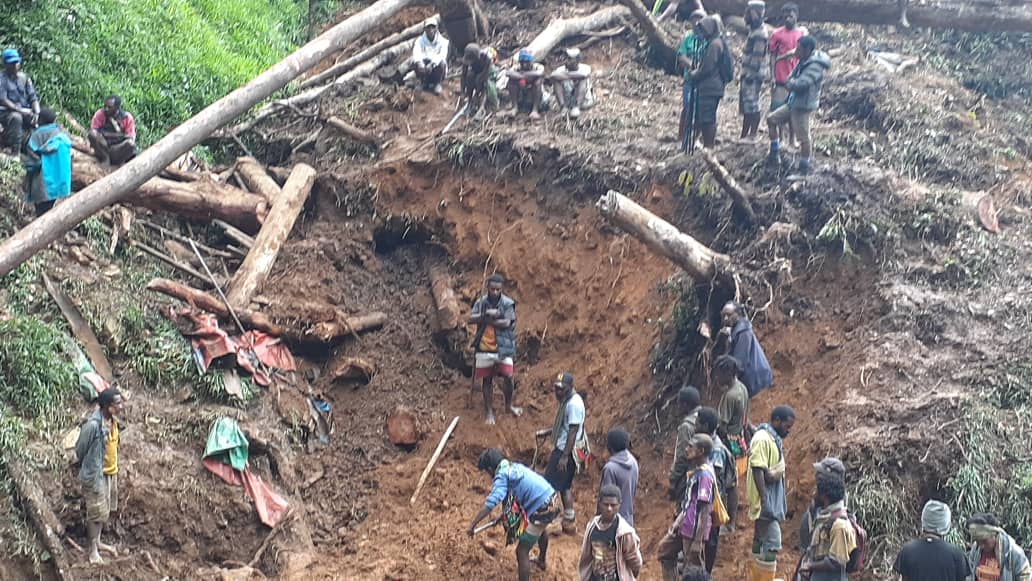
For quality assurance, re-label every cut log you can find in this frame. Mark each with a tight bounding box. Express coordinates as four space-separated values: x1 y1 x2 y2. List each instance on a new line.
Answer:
5 458 74 581
214 220 256 249
300 14 440 90
0 0 417 277
41 272 114 381
73 157 267 233
615 0 676 64
429 266 462 332
236 157 284 205
328 356 376 383
701 0 1032 33
308 312 389 342
147 278 286 336
525 6 631 61
326 117 380 147
227 164 318 310
699 149 757 223
596 190 731 282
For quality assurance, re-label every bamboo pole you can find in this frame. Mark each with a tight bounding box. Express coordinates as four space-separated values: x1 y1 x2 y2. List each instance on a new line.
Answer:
409 416 460 505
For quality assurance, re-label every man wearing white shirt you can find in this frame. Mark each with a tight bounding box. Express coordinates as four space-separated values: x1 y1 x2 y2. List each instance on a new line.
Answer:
411 21 449 95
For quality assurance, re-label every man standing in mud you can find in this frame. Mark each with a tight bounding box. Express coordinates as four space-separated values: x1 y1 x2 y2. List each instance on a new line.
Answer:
538 371 587 534
747 405 795 581
719 302 773 398
74 387 125 564
469 274 520 425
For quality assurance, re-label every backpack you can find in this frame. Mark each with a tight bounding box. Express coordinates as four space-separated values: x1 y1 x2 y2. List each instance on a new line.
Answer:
718 39 736 84
830 509 868 573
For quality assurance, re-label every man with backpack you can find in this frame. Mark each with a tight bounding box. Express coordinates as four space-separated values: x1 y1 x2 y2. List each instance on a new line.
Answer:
696 407 737 574
797 473 858 580
747 405 795 581
657 434 717 580
469 448 561 581
74 387 125 564
686 16 733 149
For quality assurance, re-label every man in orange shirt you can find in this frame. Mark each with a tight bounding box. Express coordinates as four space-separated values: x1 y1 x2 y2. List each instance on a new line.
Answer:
469 274 520 425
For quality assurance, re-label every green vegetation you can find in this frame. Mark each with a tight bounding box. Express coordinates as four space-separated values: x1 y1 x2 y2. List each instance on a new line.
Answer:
0 317 78 424
849 469 912 578
0 0 308 145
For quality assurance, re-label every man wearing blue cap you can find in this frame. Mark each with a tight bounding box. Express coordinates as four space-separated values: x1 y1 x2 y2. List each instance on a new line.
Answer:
505 48 544 120
1 48 40 155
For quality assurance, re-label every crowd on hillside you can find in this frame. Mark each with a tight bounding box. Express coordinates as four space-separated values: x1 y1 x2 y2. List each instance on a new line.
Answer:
466 275 1031 581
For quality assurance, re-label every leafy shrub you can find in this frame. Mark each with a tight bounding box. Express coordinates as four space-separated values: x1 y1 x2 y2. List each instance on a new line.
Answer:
0 0 305 145
0 316 78 423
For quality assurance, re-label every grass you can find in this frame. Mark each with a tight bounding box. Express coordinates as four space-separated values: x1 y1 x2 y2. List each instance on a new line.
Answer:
0 317 78 425
848 469 913 579
0 0 306 145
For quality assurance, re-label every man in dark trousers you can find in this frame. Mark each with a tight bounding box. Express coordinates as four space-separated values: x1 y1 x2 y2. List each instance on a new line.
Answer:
686 16 730 148
719 302 773 398
0 48 40 155
468 274 520 425
538 371 587 534
893 500 970 581
600 428 639 525
669 386 702 500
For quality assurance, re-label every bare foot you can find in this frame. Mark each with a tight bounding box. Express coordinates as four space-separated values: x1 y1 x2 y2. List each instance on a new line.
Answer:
529 111 541 121
98 542 118 556
508 406 523 417
485 412 496 426
89 551 103 564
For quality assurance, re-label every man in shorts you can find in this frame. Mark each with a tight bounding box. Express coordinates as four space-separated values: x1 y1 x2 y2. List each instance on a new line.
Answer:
74 387 125 564
469 448 561 580
469 273 521 425
538 371 587 534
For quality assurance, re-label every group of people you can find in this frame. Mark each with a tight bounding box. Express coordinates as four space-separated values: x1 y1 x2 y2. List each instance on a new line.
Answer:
463 275 1031 581
678 1 831 179
1 47 138 216
407 20 595 120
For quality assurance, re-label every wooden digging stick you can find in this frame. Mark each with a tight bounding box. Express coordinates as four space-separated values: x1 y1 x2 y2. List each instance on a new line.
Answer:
409 416 460 505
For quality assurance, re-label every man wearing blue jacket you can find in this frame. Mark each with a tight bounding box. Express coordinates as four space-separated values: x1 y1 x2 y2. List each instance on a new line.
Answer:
22 108 71 216
719 302 773 398
469 449 561 580
766 35 831 180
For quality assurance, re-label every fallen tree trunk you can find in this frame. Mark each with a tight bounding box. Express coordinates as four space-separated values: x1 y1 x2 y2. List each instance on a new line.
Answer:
308 312 389 342
41 272 114 381
326 116 380 146
0 0 416 277
5 458 74 581
300 14 440 90
703 0 1032 33
429 266 463 332
525 6 630 61
236 157 283 205
227 164 318 310
596 190 731 282
72 157 268 233
148 278 286 336
615 0 676 64
699 149 756 223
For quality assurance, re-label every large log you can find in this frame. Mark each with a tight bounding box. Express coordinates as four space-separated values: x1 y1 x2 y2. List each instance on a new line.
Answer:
615 0 676 64
226 164 318 310
596 190 730 282
704 0 1032 33
5 458 74 581
236 157 283 205
429 266 462 332
147 278 287 336
41 272 114 381
0 0 417 277
307 312 389 342
300 14 440 90
72 156 267 233
525 6 631 61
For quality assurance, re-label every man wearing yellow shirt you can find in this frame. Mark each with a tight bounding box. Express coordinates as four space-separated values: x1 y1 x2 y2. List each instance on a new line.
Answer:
75 388 125 564
746 405 795 581
798 474 856 580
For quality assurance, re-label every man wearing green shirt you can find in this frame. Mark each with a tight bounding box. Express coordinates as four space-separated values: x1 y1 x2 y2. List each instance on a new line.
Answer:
677 10 707 147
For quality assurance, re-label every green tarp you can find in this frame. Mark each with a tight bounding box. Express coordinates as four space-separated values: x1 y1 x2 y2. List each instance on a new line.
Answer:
202 417 249 471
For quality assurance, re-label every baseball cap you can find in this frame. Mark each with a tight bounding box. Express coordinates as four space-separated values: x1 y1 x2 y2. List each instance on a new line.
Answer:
554 371 574 389
518 49 534 63
2 48 22 64
814 457 846 478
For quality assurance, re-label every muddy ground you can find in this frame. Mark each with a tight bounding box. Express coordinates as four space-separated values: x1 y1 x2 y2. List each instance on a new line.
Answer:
2 1 1032 580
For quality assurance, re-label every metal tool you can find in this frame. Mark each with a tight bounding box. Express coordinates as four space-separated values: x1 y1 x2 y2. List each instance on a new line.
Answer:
473 517 500 535
442 103 469 135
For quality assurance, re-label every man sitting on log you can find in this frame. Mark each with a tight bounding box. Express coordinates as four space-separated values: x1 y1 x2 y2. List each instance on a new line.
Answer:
549 48 594 119
410 21 449 96
506 49 545 121
461 43 498 116
0 48 40 156
88 95 138 165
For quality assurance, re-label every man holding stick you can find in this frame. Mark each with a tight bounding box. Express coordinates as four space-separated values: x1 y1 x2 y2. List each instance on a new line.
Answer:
468 274 520 425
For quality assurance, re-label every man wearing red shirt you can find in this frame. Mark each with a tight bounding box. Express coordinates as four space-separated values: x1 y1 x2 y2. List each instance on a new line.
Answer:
88 95 137 165
768 4 807 143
